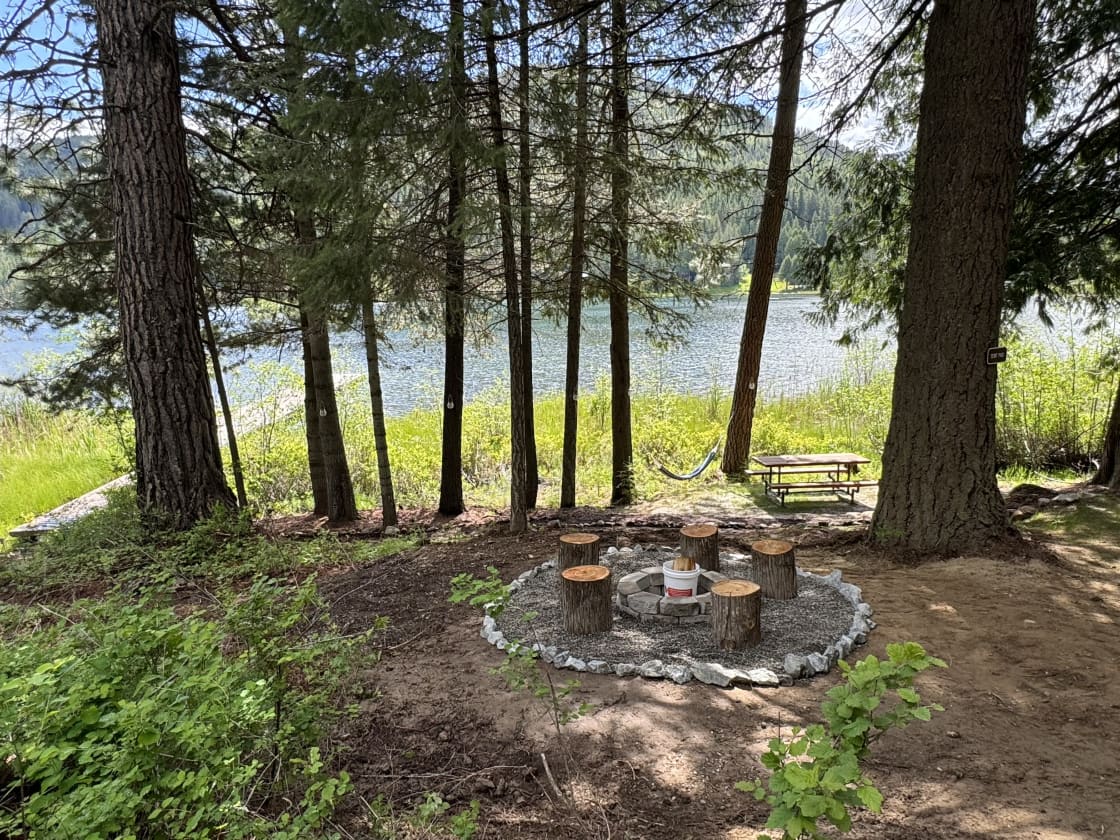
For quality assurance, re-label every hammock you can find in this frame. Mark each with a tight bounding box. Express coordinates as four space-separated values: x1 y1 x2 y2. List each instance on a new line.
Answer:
657 437 721 481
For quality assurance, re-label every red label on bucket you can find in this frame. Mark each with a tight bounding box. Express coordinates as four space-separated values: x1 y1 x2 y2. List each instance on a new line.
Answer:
666 586 693 597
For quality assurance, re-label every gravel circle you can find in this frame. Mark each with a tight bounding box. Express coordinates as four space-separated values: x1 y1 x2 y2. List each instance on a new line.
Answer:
487 544 874 686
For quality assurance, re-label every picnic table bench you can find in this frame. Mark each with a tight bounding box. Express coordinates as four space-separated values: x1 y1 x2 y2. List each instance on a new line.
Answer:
751 453 876 505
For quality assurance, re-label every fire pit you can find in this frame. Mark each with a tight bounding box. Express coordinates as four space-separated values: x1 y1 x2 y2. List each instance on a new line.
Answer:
481 543 875 688
615 564 727 625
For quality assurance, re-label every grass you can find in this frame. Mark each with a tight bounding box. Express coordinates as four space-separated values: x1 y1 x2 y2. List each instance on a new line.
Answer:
0 396 127 539
2 334 1111 526
1020 490 1120 561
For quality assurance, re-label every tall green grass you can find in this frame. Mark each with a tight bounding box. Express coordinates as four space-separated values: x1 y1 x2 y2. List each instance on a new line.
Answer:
4 334 1115 525
0 395 128 537
237 335 1116 512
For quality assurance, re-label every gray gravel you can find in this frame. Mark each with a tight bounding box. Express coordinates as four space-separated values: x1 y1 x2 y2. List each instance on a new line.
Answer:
494 545 861 678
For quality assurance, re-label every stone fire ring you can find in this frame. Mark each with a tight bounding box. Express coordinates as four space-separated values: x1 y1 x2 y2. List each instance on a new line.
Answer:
615 566 723 624
477 545 877 689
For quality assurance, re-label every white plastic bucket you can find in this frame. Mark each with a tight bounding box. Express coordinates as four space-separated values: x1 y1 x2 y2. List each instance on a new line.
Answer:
662 560 701 597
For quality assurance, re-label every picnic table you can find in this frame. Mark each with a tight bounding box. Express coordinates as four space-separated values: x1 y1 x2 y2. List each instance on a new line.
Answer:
751 453 876 505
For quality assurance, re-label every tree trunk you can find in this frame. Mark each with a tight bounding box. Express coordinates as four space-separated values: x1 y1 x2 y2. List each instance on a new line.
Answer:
559 532 601 570
94 0 235 529
680 523 720 571
300 307 329 515
198 282 247 509
560 13 590 510
482 0 528 534
750 538 797 599
722 0 807 476
710 580 762 650
608 0 633 506
361 292 398 527
1091 376 1120 489
518 0 538 510
560 565 612 634
304 307 358 522
440 0 467 517
871 0 1034 552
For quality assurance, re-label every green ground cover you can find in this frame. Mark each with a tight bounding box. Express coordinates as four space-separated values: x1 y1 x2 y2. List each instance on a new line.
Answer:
0 396 127 537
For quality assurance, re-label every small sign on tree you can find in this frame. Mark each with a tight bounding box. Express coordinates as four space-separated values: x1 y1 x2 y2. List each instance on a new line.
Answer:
986 346 1008 365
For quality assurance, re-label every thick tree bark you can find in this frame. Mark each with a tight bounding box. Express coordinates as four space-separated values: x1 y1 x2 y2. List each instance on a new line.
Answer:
722 0 806 475
1091 378 1120 489
293 207 358 525
304 307 358 522
198 283 247 509
871 0 1034 552
440 0 467 517
608 0 633 506
482 0 529 534
361 292 398 527
560 13 590 510
300 307 329 515
518 0 538 510
94 0 235 528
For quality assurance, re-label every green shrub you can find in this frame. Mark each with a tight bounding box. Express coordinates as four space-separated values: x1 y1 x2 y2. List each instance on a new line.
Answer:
0 494 420 596
0 578 366 838
738 642 945 839
995 335 1118 470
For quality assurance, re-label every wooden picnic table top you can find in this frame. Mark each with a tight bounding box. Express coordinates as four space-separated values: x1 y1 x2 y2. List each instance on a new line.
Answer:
752 453 871 468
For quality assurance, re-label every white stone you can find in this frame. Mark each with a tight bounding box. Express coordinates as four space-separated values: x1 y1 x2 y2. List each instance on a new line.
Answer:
588 660 613 675
783 654 809 679
691 662 737 687
638 659 667 678
745 668 781 687
566 657 587 672
614 663 639 677
807 653 829 674
667 665 692 684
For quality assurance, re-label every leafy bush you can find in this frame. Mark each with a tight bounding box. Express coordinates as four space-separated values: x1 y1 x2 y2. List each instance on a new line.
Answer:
738 642 946 839
995 335 1118 470
0 494 418 596
0 578 367 838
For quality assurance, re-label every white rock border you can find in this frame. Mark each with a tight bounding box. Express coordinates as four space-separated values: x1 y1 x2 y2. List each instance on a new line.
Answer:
477 545 876 688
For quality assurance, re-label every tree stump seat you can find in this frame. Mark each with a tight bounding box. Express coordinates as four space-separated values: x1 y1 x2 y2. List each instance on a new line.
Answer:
679 523 720 571
560 564 612 634
558 533 601 570
751 539 797 599
710 579 762 650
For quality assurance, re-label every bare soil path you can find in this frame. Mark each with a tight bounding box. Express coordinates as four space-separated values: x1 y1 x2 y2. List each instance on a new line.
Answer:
304 488 1120 839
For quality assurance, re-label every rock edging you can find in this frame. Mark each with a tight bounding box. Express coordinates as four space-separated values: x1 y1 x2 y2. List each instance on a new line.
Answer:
477 546 876 688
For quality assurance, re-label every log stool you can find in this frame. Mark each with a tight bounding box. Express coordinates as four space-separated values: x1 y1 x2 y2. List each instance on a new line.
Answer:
560 565 612 634
679 523 720 571
558 533 601 571
751 539 797 599
710 579 762 650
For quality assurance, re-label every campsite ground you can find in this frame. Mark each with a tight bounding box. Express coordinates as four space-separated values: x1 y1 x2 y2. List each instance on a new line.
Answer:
283 486 1120 839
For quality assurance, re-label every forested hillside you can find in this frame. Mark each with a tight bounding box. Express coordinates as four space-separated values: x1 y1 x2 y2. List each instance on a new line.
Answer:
685 132 840 287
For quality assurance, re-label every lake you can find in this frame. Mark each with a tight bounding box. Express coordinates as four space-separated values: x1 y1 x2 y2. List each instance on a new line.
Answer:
0 294 1099 417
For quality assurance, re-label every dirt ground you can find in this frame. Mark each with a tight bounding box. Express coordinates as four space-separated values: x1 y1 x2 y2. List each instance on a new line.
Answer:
306 493 1120 840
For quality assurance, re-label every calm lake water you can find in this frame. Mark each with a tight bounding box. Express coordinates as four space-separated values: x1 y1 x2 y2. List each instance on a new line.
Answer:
0 294 1098 417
